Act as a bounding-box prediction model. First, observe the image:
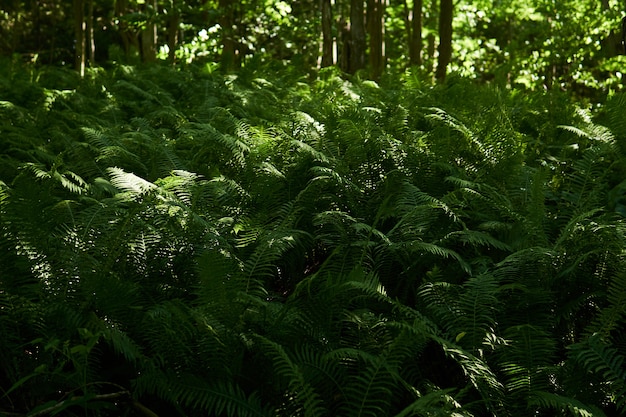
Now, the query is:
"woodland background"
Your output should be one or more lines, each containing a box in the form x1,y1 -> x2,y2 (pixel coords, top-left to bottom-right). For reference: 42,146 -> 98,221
2,1 -> 626,416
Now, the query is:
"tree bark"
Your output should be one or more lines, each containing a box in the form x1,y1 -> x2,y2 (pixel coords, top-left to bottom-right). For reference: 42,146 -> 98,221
73,0 -> 86,76
409,0 -> 422,66
349,0 -> 366,74
140,0 -> 158,62
87,0 -> 95,67
219,0 -> 237,71
367,0 -> 385,80
339,18 -> 351,72
167,1 -> 181,64
435,0 -> 452,82
321,0 -> 334,67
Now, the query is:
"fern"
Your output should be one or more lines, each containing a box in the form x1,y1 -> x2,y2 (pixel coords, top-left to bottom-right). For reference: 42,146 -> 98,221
255,336 -> 327,417
333,349 -> 397,417
393,389 -> 470,417
134,368 -> 272,417
529,391 -> 604,417
588,270 -> 626,339
568,334 -> 626,413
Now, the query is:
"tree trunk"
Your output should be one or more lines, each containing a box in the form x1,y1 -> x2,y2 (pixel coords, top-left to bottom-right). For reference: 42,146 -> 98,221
339,18 -> 351,72
87,0 -> 95,67
321,0 -> 334,67
409,0 -> 422,66
115,0 -> 138,59
140,0 -> 158,62
623,16 -> 626,55
219,0 -> 237,71
367,0 -> 385,80
167,1 -> 181,64
349,0 -> 366,74
73,0 -> 86,77
435,0 -> 452,82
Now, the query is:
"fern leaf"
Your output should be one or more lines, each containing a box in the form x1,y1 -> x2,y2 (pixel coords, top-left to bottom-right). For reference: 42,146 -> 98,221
437,337 -> 504,401
107,167 -> 157,195
135,368 -> 272,417
529,391 -> 604,417
327,348 -> 396,417
255,336 -> 327,417
393,389 -> 467,417
569,335 -> 626,411
588,270 -> 626,339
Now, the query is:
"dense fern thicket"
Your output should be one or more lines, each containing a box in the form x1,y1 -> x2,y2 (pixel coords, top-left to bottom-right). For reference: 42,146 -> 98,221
2,61 -> 626,417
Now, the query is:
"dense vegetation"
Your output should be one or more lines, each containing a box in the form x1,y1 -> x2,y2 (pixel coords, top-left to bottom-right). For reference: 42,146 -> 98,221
2,57 -> 626,416
2,0 -> 626,416
2,0 -> 626,91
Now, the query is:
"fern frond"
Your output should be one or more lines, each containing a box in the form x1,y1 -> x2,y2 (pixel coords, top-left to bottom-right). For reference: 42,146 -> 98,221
325,348 -> 397,417
558,123 -> 615,144
446,272 -> 500,352
396,241 -> 470,274
529,391 -> 604,417
587,270 -> 626,339
393,389 -> 469,417
21,162 -> 90,195
436,337 -> 504,402
101,324 -> 144,365
134,368 -> 272,417
255,336 -> 327,417
443,229 -> 512,252
568,335 -> 626,412
107,167 -> 157,195
499,324 -> 556,399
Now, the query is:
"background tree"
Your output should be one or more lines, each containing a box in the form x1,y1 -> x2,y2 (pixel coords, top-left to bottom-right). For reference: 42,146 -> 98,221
349,0 -> 366,73
218,0 -> 238,70
404,0 -> 423,66
367,0 -> 386,79
320,0 -> 334,67
140,0 -> 158,62
2,0 -> 624,94
435,0 -> 452,81
165,0 -> 181,63
74,0 -> 86,76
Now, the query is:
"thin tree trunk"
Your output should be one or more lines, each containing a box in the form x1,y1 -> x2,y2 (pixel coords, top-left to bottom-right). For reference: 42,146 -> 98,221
427,33 -> 435,60
219,0 -> 237,71
350,0 -> 366,74
435,0 -> 452,82
409,0 -> 422,66
87,0 -> 95,67
403,0 -> 412,48
73,0 -> 86,77
321,0 -> 333,67
140,0 -> 158,62
367,0 -> 385,80
339,18 -> 351,72
167,1 -> 180,64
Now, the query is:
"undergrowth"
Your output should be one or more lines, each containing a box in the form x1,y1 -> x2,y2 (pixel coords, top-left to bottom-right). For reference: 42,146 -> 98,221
1,60 -> 626,417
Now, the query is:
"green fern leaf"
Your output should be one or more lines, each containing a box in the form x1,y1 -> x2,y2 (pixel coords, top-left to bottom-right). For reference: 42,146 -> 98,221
529,391 -> 604,417
255,336 -> 327,417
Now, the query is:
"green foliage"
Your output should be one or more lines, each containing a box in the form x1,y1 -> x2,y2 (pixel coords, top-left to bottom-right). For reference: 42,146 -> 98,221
1,61 -> 626,417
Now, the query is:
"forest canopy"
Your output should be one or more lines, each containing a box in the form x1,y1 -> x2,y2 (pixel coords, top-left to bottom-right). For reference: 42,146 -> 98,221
2,1 -> 626,417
